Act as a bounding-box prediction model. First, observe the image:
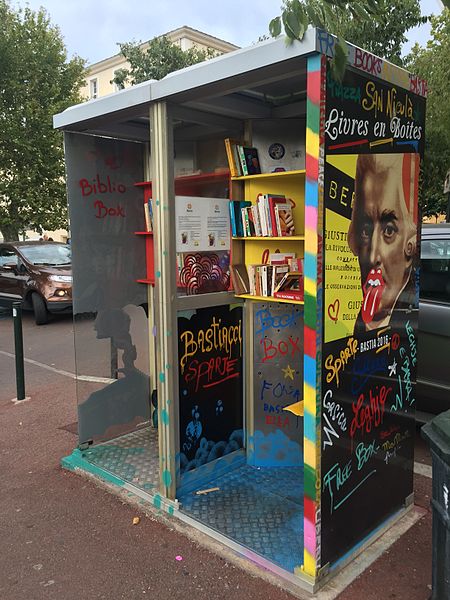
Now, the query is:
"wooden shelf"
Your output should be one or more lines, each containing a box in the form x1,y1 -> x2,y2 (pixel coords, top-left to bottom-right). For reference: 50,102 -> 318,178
233,235 -> 304,241
235,293 -> 304,305
231,169 -> 305,181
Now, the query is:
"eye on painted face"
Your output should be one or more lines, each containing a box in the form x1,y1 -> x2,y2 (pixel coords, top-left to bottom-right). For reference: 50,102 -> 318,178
356,170 -> 411,328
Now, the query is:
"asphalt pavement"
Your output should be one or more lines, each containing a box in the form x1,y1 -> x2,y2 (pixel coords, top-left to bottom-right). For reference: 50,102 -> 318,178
0,310 -> 434,599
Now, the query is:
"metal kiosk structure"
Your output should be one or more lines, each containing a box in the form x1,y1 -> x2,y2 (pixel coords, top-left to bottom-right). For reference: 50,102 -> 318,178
55,29 -> 427,593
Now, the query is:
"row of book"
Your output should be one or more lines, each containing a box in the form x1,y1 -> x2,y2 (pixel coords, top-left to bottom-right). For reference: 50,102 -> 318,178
143,199 -> 154,232
224,138 -> 261,177
229,195 -> 295,238
231,254 -> 304,301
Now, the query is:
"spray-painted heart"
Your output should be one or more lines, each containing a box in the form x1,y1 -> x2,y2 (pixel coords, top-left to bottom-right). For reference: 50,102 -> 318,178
327,299 -> 340,323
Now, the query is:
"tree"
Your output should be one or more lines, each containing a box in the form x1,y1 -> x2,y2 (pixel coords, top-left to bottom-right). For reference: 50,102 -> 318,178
0,1 -> 85,241
270,0 -> 424,77
407,9 -> 450,218
112,36 -> 217,88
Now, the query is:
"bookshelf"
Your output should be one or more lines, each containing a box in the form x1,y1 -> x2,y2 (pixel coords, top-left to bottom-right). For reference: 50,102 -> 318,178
134,231 -> 154,285
230,169 -> 305,305
134,170 -> 231,289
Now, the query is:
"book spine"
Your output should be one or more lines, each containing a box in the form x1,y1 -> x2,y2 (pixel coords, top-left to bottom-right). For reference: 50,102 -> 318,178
240,207 -> 247,237
268,198 -> 278,236
148,199 -> 153,232
224,139 -> 239,177
274,204 -> 282,237
232,144 -> 243,176
229,201 -> 237,236
273,291 -> 304,301
251,205 -> 261,237
144,203 -> 151,232
238,145 -> 248,176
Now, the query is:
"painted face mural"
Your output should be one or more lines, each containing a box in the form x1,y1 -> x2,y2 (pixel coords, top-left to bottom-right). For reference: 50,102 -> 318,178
348,153 -> 419,331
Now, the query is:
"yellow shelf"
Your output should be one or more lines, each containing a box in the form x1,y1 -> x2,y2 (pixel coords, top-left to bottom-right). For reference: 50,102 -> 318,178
233,235 -> 304,241
235,294 -> 304,305
231,169 -> 306,181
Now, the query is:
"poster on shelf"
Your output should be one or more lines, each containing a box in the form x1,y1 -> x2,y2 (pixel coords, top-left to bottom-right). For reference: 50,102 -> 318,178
320,62 -> 425,567
176,196 -> 230,253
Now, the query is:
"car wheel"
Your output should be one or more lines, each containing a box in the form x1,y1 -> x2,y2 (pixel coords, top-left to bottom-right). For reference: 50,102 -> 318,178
31,293 -> 49,325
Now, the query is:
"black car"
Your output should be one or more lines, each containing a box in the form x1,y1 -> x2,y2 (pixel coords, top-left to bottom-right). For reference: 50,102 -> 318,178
416,223 -> 450,419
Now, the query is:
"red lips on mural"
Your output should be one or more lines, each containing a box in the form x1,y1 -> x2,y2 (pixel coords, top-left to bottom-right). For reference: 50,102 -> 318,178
362,268 -> 385,324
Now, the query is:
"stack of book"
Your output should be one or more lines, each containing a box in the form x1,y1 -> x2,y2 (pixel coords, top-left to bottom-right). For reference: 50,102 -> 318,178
230,253 -> 303,300
224,138 -> 261,177
144,198 -> 153,232
229,195 -> 295,237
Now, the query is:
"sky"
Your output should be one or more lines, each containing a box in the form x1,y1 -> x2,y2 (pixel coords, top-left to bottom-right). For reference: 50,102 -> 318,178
14,0 -> 444,66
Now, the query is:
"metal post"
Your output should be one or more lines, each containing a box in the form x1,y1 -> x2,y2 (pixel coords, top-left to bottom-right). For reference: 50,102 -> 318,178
12,301 -> 26,400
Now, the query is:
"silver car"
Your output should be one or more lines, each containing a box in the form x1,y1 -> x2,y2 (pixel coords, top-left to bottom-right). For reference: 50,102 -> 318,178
416,223 -> 450,420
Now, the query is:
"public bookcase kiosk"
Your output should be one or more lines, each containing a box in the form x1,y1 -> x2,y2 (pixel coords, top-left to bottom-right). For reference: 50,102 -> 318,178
56,29 -> 427,593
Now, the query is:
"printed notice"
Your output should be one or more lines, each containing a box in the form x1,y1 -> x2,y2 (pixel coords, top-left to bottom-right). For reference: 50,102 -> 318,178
176,196 -> 230,252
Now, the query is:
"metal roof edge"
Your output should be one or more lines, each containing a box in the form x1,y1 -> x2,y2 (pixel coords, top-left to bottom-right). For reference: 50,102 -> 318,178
53,80 -> 155,130
151,29 -> 318,101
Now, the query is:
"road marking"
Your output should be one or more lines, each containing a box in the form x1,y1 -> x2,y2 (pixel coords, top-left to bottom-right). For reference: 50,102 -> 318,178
0,350 -> 114,384
414,461 -> 432,479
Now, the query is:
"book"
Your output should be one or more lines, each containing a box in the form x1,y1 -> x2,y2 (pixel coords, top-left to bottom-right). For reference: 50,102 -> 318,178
251,205 -> 262,237
269,252 -> 296,265
229,200 -> 251,237
271,264 -> 289,296
144,199 -> 153,232
267,195 -> 286,236
242,147 -> 261,175
230,264 -> 250,295
237,145 -> 248,176
288,257 -> 303,273
275,202 -> 295,236
273,271 -> 303,300
224,138 -> 241,177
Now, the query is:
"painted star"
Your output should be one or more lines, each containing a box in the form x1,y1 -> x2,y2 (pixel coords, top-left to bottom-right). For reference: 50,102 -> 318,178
388,359 -> 397,376
282,364 -> 295,380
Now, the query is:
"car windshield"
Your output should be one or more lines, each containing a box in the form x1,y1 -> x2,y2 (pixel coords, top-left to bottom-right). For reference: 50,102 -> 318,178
19,244 -> 71,266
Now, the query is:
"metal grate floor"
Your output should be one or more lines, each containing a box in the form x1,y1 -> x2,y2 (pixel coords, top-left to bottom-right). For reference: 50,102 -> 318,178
178,464 -> 304,573
82,426 -> 159,492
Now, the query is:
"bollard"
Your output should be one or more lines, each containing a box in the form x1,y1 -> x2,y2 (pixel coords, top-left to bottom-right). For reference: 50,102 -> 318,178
12,301 -> 26,401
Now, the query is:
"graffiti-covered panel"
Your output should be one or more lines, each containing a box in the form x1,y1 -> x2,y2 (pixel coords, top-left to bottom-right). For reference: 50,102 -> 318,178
64,133 -> 150,445
178,305 -> 243,474
320,63 -> 425,565
251,302 -> 304,467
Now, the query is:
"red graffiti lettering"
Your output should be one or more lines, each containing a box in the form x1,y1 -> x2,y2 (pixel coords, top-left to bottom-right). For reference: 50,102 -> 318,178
261,336 -> 301,362
79,174 -> 126,196
265,415 -> 290,427
94,200 -> 125,219
350,385 -> 391,439
354,48 -> 382,76
184,357 -> 239,392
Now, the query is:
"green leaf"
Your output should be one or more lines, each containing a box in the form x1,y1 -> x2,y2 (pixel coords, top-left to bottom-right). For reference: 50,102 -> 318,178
331,36 -> 348,82
269,16 -> 282,37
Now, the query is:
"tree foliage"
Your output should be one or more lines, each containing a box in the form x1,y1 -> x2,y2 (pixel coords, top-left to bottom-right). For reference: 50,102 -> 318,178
0,1 -> 85,241
270,0 -> 425,77
112,36 -> 217,88
407,10 -> 450,218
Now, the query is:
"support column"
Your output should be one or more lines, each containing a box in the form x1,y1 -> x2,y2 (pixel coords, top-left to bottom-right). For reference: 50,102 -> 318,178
301,53 -> 326,579
150,102 -> 178,501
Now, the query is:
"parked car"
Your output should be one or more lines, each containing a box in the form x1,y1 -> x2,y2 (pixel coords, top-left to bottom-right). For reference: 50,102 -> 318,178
0,241 -> 72,325
416,223 -> 450,420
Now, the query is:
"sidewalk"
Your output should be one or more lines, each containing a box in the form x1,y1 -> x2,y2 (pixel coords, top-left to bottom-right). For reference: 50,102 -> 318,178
0,339 -> 433,599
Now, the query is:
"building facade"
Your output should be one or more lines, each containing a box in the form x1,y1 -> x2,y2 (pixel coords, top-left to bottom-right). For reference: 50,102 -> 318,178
81,26 -> 239,99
